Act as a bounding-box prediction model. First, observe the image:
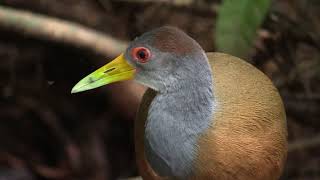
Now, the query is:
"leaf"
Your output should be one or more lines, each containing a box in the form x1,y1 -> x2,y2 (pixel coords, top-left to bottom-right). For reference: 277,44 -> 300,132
215,0 -> 271,59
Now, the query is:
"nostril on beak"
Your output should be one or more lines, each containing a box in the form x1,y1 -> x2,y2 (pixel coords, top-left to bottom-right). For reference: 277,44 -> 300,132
104,67 -> 116,74
88,77 -> 95,83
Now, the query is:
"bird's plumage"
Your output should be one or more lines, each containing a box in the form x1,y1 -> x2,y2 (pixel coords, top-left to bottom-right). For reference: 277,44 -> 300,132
72,26 -> 287,180
135,52 -> 287,180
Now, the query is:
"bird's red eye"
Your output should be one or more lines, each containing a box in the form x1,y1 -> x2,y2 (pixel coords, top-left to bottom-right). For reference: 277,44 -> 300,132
132,47 -> 151,63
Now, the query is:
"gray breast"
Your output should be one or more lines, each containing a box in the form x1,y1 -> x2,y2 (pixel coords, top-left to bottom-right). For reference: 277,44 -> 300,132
144,87 -> 214,178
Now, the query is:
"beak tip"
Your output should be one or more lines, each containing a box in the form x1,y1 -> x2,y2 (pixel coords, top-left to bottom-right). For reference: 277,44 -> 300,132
71,83 -> 82,94
71,88 -> 78,94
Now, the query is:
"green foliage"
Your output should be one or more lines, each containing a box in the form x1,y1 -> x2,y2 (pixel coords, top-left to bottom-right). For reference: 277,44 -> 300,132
215,0 -> 271,59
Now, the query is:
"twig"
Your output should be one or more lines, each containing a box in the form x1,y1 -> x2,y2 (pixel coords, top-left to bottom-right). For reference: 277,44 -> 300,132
0,5 -> 128,57
288,134 -> 320,152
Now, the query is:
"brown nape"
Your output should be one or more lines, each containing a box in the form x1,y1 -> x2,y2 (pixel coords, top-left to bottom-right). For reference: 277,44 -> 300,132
152,26 -> 201,55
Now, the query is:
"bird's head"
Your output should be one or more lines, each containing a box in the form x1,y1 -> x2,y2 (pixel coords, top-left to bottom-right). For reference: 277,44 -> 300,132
71,26 -> 209,93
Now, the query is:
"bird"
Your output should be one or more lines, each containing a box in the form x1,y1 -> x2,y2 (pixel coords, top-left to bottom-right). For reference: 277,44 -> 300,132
71,26 -> 287,180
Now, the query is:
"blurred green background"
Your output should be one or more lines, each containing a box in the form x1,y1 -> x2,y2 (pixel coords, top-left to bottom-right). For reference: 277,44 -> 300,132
0,0 -> 319,179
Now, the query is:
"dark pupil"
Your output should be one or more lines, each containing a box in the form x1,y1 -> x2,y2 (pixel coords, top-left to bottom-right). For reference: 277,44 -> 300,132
138,50 -> 146,59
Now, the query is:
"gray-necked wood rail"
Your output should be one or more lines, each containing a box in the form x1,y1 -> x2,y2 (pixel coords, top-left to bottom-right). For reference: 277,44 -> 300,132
71,26 -> 287,180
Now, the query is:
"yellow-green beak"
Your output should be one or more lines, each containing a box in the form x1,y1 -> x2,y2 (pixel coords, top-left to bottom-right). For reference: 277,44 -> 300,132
71,54 -> 135,93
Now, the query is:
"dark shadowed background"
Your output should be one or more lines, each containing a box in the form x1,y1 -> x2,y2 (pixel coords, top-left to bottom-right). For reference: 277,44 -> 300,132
0,0 -> 319,180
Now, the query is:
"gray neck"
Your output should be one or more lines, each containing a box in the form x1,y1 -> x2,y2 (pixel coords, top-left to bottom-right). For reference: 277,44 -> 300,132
144,53 -> 214,178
